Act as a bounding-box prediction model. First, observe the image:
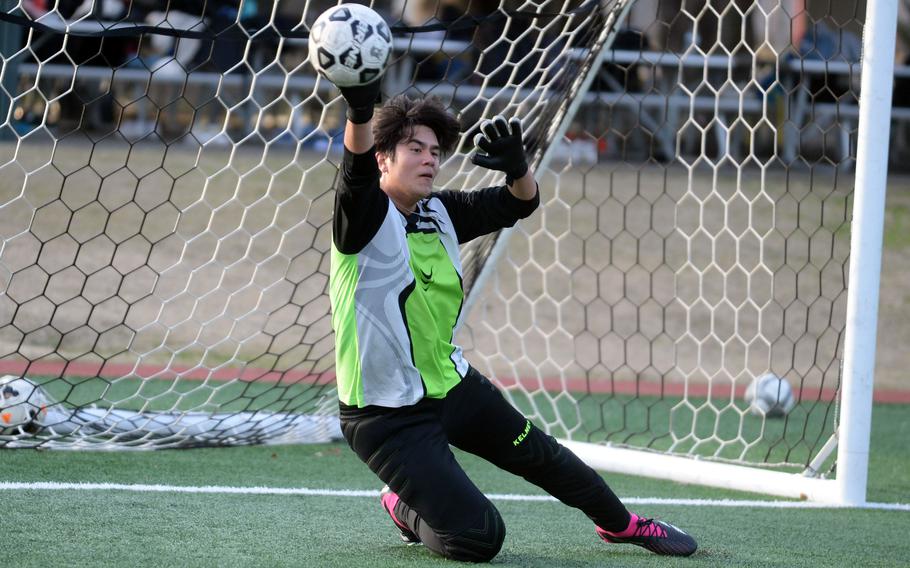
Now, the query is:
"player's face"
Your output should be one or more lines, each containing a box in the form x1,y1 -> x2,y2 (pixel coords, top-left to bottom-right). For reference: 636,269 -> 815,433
378,125 -> 440,212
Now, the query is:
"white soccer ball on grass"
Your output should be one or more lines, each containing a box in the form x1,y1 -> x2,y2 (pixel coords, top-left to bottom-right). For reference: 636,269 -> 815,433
744,373 -> 796,418
308,4 -> 393,87
0,375 -> 50,434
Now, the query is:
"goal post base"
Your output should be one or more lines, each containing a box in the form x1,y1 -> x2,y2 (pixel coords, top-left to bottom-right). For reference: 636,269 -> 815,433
560,440 -> 844,504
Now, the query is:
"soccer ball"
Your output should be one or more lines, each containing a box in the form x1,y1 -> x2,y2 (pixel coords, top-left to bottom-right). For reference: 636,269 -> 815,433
744,373 -> 796,418
0,375 -> 49,434
308,4 -> 392,87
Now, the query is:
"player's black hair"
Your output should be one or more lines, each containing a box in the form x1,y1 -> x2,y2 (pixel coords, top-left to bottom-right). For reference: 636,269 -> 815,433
373,95 -> 461,157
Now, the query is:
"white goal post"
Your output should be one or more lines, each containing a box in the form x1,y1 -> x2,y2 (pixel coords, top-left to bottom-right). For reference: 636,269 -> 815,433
455,0 -> 898,506
567,0 -> 898,505
0,0 -> 898,506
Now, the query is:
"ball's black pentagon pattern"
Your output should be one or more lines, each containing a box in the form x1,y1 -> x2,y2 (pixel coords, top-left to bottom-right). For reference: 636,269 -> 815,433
317,47 -> 335,69
351,20 -> 373,42
339,47 -> 362,70
328,7 -> 351,21
376,21 -> 390,43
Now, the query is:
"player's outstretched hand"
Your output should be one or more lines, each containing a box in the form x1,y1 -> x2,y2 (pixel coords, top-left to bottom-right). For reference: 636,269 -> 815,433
340,79 -> 382,124
471,115 -> 529,184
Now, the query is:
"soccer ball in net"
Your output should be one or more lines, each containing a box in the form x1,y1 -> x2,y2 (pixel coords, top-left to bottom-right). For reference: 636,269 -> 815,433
0,375 -> 50,434
308,4 -> 392,87
744,373 -> 796,418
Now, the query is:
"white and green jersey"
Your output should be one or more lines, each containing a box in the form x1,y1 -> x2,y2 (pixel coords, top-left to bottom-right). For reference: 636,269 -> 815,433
330,148 -> 538,408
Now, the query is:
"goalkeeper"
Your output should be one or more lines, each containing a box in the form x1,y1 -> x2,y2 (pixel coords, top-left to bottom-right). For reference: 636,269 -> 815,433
330,79 -> 698,562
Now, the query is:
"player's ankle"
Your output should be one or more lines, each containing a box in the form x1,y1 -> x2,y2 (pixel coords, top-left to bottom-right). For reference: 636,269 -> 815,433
598,512 -> 638,537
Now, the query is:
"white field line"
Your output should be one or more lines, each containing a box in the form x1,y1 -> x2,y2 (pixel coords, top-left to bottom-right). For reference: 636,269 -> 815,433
1,481 -> 909,511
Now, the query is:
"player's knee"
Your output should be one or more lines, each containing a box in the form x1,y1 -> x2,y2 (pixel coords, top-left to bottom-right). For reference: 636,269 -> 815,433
441,505 -> 506,563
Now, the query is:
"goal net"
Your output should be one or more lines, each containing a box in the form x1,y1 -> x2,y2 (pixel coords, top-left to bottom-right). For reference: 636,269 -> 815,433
0,0 -> 892,503
0,0 -> 631,447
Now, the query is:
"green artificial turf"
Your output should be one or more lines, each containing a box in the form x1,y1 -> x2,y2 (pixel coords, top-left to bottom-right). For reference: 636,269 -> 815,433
1,404 -> 908,567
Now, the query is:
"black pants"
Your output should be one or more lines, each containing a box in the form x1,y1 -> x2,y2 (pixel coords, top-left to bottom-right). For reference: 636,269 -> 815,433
339,368 -> 630,562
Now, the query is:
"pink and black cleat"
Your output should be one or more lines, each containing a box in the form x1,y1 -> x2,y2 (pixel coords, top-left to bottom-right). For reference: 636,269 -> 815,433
596,513 -> 697,557
380,485 -> 421,545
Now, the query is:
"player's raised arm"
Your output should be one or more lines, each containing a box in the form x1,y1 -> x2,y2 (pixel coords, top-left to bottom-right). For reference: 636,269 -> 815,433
340,80 -> 381,153
307,4 -> 391,154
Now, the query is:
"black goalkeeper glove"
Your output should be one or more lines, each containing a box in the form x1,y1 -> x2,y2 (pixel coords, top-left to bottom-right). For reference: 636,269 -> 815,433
470,115 -> 529,184
339,79 -> 382,124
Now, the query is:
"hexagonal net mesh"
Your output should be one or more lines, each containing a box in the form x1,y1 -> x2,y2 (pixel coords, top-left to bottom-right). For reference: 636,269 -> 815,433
0,0 -> 873,473
460,0 -> 867,474
0,0 -> 633,448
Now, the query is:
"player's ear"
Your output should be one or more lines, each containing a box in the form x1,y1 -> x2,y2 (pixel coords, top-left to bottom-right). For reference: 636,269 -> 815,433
376,151 -> 390,173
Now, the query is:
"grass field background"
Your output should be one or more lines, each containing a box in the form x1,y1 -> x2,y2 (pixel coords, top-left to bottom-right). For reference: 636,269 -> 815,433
1,401 -> 908,567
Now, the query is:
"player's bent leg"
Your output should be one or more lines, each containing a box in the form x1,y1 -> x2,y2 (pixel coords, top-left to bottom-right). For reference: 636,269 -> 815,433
443,370 -> 630,530
340,402 -> 505,562
511,430 -> 696,556
442,369 -> 698,557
